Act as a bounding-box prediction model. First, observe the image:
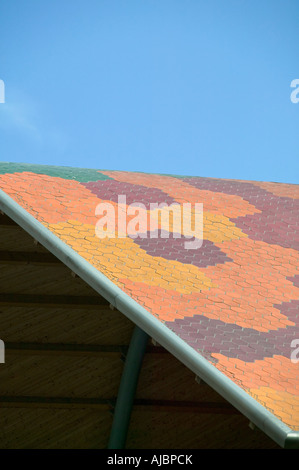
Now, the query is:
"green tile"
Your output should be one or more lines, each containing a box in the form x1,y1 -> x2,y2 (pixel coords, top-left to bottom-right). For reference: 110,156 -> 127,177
0,162 -> 112,182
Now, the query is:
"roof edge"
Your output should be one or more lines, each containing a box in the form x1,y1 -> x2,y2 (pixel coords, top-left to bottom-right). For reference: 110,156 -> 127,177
0,188 -> 298,449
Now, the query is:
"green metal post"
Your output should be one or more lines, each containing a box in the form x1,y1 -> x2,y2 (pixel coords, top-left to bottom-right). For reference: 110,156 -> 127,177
108,326 -> 149,449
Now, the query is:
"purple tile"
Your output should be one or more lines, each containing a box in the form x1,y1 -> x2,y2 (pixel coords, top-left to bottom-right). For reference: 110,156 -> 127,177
133,234 -> 232,268
83,179 -> 176,210
165,301 -> 299,363
287,274 -> 299,288
181,177 -> 299,250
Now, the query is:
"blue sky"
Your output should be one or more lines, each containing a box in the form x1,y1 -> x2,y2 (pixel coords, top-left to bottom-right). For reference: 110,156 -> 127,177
0,0 -> 298,183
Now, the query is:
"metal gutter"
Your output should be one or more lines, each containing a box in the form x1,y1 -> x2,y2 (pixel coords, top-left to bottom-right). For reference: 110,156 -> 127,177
1,189 -> 298,449
108,326 -> 149,449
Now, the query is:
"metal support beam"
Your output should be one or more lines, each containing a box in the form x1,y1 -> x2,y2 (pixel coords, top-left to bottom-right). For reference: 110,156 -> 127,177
108,326 -> 149,449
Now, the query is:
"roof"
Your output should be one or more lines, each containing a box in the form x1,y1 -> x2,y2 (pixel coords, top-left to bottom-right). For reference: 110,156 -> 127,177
0,161 -> 298,448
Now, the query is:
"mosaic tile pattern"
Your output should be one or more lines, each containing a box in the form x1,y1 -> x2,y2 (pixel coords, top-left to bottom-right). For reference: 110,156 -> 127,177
0,163 -> 298,432
133,234 -> 233,268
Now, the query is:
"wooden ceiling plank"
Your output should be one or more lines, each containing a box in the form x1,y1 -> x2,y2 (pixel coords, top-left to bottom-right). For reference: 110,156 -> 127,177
0,251 -> 62,265
0,214 -> 18,226
0,396 -> 240,414
5,342 -> 167,356
0,293 -> 109,308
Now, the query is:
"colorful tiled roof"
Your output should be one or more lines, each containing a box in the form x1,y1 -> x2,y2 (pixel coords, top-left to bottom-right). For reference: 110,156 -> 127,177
0,162 -> 298,438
